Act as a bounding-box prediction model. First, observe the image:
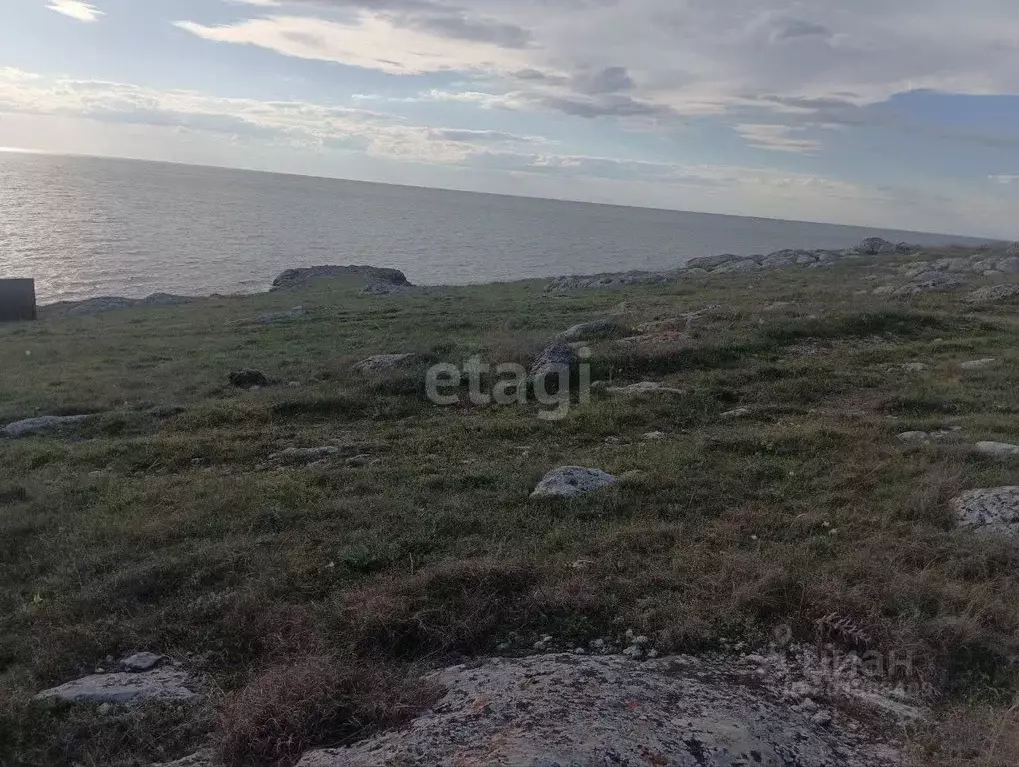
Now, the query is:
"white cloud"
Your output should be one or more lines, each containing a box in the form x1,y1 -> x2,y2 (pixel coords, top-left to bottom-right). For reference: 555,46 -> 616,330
734,124 -> 823,153
46,0 -> 103,22
174,13 -> 535,75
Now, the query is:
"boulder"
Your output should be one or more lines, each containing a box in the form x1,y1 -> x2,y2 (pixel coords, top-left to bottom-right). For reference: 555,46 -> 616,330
974,441 -> 1019,458
229,369 -> 270,388
3,414 -> 92,438
296,654 -> 903,767
761,249 -> 810,268
34,666 -> 196,707
892,273 -> 965,297
685,254 -> 740,270
952,487 -> 1019,537
966,284 -> 1019,304
711,258 -> 761,274
529,344 -> 576,392
531,466 -> 617,500
996,256 -> 1019,274
546,272 -> 670,292
352,353 -> 422,374
43,293 -> 193,319
557,318 -> 629,342
270,266 -> 411,292
856,237 -> 897,255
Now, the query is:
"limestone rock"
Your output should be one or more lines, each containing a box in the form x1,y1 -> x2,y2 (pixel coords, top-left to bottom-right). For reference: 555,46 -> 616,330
3,414 -> 91,438
711,258 -> 761,274
966,284 -> 1019,304
43,293 -> 193,319
529,343 -> 576,392
119,652 -> 168,673
557,318 -> 629,342
352,353 -> 422,374
296,654 -> 903,767
720,407 -> 752,420
892,273 -> 965,297
150,750 -> 218,767
856,237 -> 897,255
974,441 -> 1019,458
531,467 -> 617,500
960,358 -> 997,371
686,253 -> 740,270
34,666 -> 196,707
270,266 -> 410,292
952,487 -> 1019,537
546,272 -> 670,292
606,381 -> 685,396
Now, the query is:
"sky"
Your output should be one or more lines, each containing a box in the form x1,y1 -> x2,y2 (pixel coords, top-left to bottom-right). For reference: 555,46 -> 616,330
3,0 -> 1019,237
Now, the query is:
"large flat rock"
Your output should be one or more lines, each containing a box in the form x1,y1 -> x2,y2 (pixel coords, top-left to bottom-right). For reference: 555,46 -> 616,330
34,666 -> 196,707
296,654 -> 903,767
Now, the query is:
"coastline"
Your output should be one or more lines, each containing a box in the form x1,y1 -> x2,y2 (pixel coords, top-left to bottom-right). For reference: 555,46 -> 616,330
34,235 -> 1015,319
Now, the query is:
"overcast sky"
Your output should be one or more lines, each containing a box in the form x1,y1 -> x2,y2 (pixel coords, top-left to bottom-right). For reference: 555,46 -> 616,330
4,0 -> 1019,236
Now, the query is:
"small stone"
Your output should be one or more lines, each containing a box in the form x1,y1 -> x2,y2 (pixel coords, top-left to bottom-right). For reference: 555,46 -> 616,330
960,358 -> 997,371
642,431 -> 667,441
606,381 -> 684,397
530,466 -> 617,501
720,407 -> 751,420
119,652 -> 167,673
897,431 -> 929,443
353,353 -> 422,374
811,711 -> 833,727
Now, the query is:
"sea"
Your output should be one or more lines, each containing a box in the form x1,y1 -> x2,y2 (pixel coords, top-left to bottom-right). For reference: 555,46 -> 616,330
0,153 -> 994,304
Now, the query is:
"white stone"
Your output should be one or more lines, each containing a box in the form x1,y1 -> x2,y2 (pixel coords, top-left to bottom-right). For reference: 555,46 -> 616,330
530,466 -> 617,500
952,486 -> 1019,537
606,381 -> 685,396
974,442 -> 1019,458
960,358 -> 997,371
119,652 -> 167,672
4,414 -> 91,438
897,431 -> 930,443
34,666 -> 196,707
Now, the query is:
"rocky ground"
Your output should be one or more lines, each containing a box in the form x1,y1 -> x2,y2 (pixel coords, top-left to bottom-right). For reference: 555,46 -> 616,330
3,237 -> 1019,766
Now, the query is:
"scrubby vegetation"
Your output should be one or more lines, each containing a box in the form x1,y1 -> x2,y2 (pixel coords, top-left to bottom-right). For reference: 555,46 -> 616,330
2,248 -> 1019,765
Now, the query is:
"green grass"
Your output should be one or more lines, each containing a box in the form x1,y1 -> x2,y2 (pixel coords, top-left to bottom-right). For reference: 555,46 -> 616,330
3,256 -> 1019,765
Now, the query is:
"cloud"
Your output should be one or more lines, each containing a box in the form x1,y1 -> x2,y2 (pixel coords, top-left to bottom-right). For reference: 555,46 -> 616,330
175,13 -> 534,74
734,123 -> 823,153
174,0 -> 1019,155
46,0 -> 103,22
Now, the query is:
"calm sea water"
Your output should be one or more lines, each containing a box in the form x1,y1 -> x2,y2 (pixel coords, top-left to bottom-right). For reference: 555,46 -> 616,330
0,154 -> 991,304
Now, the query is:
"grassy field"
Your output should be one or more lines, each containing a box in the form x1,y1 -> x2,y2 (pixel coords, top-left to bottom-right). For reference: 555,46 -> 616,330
2,250 -> 1019,765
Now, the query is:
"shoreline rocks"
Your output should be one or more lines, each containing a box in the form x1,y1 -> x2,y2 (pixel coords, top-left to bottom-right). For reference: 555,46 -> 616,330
270,265 -> 411,292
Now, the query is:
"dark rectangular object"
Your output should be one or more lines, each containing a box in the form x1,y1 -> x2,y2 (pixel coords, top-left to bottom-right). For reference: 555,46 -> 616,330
0,279 -> 37,322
